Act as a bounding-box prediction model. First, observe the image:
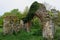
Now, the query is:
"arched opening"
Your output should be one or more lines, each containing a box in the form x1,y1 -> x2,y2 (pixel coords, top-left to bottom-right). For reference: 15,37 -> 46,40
21,1 -> 55,40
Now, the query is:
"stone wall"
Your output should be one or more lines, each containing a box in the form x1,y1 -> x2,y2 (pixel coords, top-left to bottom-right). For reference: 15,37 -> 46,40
35,7 -> 55,40
3,16 -> 21,35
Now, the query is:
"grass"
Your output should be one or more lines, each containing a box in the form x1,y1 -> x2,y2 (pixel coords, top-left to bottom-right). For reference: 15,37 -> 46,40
0,28 -> 43,40
0,28 -> 3,33
0,23 -> 43,40
0,24 -> 60,40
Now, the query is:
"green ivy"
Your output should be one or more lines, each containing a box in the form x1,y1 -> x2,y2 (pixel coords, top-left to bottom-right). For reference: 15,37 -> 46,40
23,1 -> 45,23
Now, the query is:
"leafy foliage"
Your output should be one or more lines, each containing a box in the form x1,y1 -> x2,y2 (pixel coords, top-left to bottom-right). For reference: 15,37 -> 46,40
22,1 -> 41,23
0,18 -> 43,40
0,1 -> 60,40
0,16 -> 3,28
3,9 -> 22,19
53,11 -> 60,26
22,6 -> 29,18
23,1 -> 46,23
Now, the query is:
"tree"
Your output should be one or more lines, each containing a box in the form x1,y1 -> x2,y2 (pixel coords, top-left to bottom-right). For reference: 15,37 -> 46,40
2,9 -> 23,19
22,6 -> 29,18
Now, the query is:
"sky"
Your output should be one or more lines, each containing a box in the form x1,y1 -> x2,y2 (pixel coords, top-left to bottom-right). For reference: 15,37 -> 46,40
0,0 -> 60,15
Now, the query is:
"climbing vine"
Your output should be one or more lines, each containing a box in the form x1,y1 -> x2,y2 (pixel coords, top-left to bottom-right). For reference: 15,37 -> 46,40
23,1 -> 45,23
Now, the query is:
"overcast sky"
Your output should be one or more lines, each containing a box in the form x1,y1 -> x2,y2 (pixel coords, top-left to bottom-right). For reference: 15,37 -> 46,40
0,0 -> 60,15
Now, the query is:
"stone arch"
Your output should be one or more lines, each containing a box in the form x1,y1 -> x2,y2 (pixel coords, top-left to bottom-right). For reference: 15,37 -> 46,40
21,1 -> 55,40
3,1 -> 55,40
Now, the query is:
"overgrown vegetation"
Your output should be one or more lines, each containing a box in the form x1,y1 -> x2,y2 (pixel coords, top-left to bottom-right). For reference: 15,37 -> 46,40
0,1 -> 60,40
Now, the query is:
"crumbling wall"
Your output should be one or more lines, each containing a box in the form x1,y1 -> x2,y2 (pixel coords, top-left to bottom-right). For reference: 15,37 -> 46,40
3,16 -> 21,35
35,5 -> 55,40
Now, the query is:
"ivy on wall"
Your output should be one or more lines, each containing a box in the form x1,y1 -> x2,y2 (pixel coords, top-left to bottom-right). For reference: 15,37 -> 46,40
23,1 -> 46,23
